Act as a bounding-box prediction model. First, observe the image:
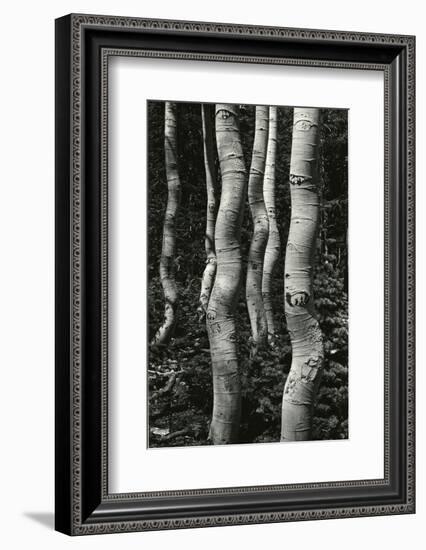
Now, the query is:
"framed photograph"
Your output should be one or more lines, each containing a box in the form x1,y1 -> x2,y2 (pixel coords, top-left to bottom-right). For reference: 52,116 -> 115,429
55,14 -> 415,535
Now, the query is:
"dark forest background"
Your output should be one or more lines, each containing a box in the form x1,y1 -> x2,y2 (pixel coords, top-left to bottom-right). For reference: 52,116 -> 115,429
148,101 -> 348,447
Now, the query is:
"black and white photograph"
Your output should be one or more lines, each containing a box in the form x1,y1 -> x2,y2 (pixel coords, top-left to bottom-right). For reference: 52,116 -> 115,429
148,101 -> 348,447
0,0 -> 418,544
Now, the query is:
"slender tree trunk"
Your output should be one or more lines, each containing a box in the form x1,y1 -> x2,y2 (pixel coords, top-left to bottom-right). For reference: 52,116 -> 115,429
281,107 -> 324,441
246,106 -> 269,353
199,104 -> 219,317
262,106 -> 280,343
152,102 -> 181,346
206,104 -> 247,444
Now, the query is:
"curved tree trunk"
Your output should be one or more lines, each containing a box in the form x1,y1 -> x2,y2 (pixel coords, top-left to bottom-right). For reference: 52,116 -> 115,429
199,104 -> 219,317
281,107 -> 324,441
206,104 -> 247,444
246,105 -> 269,353
152,102 -> 181,346
262,106 -> 280,344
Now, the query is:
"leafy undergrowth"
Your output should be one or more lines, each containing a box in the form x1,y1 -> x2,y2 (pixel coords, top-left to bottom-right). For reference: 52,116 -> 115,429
148,257 -> 348,448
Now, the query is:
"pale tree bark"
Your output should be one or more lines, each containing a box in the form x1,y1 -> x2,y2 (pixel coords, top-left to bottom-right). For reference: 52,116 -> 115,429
246,105 -> 269,353
281,107 -> 324,441
262,106 -> 280,344
206,104 -> 247,444
152,102 -> 181,346
198,104 -> 219,317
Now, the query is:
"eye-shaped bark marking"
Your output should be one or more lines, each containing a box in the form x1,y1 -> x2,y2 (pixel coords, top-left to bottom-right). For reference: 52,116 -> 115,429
225,209 -> 239,222
300,357 -> 322,382
285,291 -> 310,307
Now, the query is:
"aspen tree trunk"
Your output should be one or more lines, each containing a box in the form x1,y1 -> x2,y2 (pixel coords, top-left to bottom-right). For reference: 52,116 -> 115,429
152,102 -> 181,346
199,104 -> 218,316
281,107 -> 324,441
246,105 -> 269,353
206,104 -> 246,444
262,106 -> 280,343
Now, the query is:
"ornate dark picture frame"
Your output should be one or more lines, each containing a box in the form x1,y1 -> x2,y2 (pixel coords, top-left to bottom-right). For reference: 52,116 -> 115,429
55,13 -> 415,535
